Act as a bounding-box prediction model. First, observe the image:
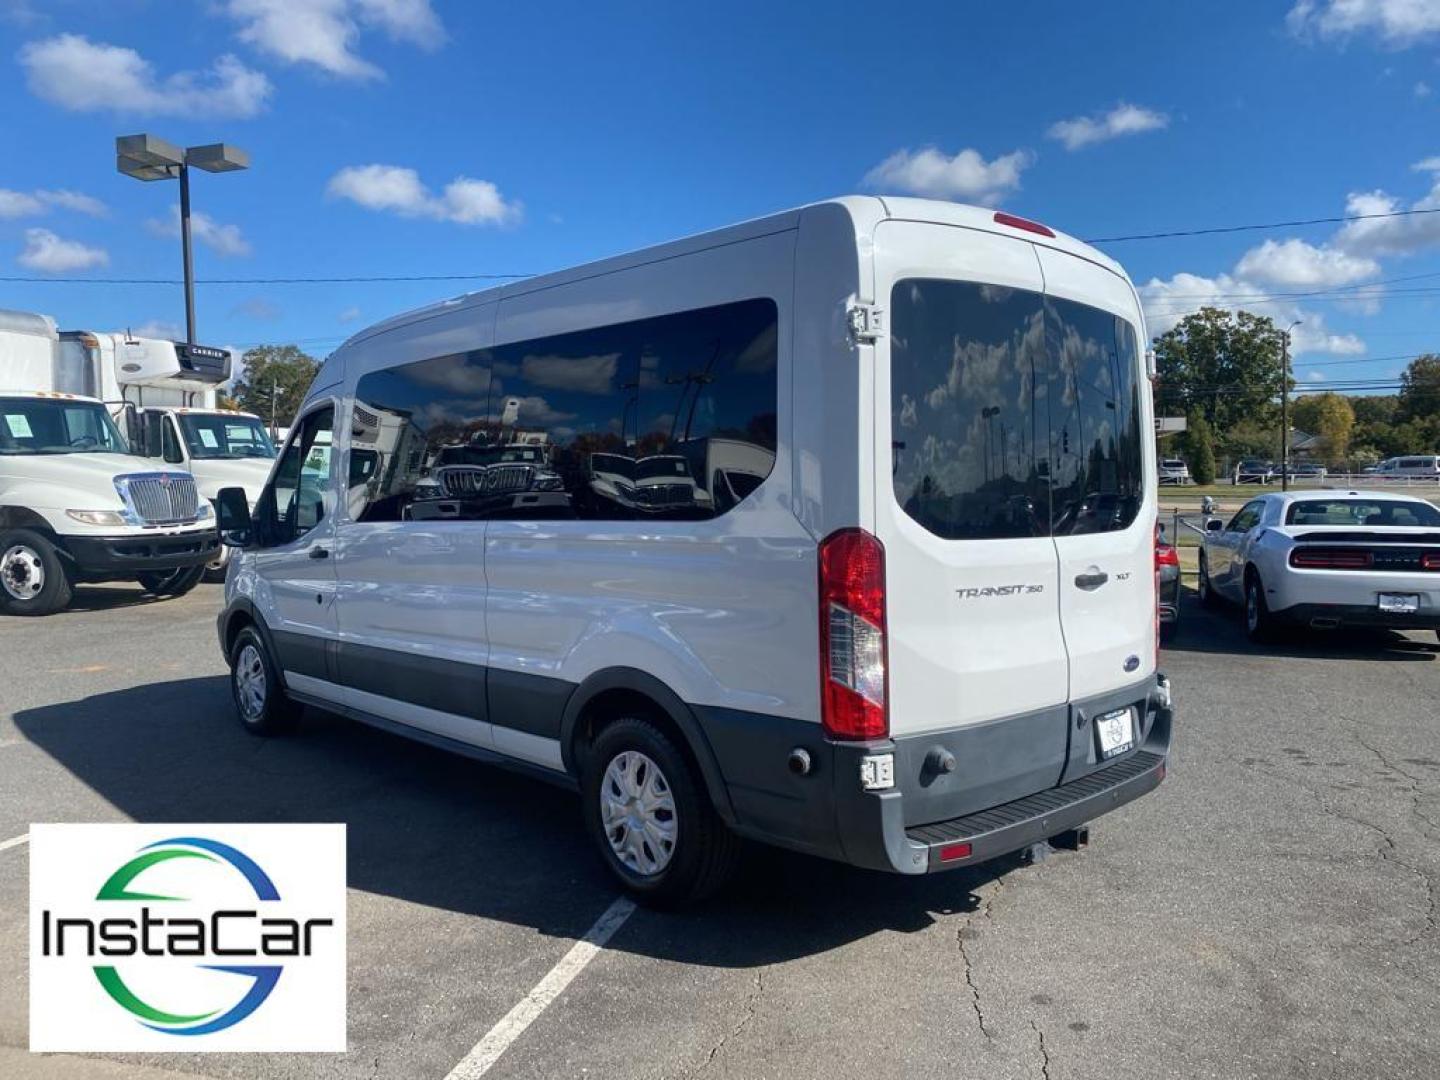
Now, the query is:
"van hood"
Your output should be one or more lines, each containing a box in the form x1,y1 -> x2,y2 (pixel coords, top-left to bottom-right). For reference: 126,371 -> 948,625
186,457 -> 273,502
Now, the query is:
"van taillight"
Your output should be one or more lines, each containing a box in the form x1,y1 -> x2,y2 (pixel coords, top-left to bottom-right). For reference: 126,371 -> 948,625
819,528 -> 888,740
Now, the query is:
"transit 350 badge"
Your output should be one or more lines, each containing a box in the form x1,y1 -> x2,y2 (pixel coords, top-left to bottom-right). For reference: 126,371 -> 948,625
30,823 -> 345,1052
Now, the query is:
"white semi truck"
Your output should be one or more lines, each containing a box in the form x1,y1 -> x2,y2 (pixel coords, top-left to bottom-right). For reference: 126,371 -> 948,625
56,328 -> 277,577
0,308 -> 219,615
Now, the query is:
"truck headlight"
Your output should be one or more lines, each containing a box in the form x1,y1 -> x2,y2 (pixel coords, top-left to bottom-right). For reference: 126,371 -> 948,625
66,510 -> 128,527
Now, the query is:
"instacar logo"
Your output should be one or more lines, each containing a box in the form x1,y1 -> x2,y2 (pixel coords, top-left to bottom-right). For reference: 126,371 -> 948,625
30,824 -> 346,1052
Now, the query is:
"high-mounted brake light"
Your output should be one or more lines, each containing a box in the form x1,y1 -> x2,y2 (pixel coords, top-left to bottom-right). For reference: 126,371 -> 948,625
994,211 -> 1056,238
819,528 -> 888,740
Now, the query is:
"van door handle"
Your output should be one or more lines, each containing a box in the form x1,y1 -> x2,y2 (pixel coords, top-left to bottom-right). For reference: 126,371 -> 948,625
1074,570 -> 1108,590
309,547 -> 329,560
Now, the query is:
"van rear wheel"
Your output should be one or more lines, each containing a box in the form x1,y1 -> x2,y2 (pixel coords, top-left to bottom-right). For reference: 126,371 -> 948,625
582,716 -> 739,906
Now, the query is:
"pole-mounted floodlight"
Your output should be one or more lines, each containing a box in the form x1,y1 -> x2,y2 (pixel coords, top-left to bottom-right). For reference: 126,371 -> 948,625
116,133 -> 250,344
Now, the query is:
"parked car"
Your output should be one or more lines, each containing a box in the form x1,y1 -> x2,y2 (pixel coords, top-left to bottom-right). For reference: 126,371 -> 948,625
1234,459 -> 1275,485
1158,458 -> 1190,486
1197,490 -> 1440,642
1290,461 -> 1327,481
211,196 -> 1173,905
1372,455 -> 1440,480
1156,527 -> 1181,640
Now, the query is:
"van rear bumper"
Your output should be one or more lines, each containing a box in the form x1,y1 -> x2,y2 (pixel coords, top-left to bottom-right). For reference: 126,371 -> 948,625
902,750 -> 1164,870
701,675 -> 1172,875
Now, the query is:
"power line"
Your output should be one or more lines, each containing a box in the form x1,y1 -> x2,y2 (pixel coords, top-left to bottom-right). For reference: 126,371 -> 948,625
1086,205 -> 1440,244
0,202 -> 1437,287
0,273 -> 533,285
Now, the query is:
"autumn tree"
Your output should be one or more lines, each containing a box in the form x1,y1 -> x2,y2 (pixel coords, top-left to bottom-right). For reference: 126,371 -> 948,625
228,345 -> 322,428
1291,392 -> 1355,461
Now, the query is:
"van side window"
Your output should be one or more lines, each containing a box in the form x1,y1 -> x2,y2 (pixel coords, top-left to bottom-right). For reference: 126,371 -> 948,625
264,406 -> 334,546
348,298 -> 778,523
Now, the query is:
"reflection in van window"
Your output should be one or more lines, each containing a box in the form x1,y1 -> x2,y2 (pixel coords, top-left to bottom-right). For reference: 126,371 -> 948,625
889,279 -> 1143,541
889,279 -> 1049,540
348,298 -> 778,523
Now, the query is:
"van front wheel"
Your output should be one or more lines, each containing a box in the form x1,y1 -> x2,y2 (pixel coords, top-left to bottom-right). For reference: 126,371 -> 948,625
228,625 -> 301,735
582,716 -> 739,906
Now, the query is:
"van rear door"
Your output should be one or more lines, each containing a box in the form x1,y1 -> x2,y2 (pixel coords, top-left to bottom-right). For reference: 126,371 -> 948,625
872,221 -> 1069,773
1034,248 -> 1155,715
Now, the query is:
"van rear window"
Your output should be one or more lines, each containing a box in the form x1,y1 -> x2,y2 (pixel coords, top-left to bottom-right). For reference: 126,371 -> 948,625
890,279 -> 1144,540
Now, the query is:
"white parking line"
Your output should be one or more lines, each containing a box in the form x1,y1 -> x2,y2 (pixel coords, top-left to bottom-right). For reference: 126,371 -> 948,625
0,833 -> 29,853
444,895 -> 636,1080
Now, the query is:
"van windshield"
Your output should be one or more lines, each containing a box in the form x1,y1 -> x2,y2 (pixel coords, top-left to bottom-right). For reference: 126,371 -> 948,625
0,397 -> 130,455
889,279 -> 1144,540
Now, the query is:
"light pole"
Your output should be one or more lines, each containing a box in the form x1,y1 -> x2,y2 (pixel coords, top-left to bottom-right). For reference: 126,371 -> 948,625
116,134 -> 250,344
1281,320 -> 1301,492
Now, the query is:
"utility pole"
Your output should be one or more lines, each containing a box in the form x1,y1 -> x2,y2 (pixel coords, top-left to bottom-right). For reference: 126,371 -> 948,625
1281,320 -> 1301,492
271,378 -> 280,439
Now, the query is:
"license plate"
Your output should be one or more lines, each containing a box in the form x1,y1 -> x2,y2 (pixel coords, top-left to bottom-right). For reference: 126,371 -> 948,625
1378,593 -> 1420,614
1096,707 -> 1134,759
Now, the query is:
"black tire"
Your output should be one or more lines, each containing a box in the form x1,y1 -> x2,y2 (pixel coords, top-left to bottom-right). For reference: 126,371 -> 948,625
0,528 -> 73,616
227,625 -> 301,736
1244,569 -> 1277,643
581,715 -> 739,907
137,564 -> 206,598
1197,554 -> 1222,610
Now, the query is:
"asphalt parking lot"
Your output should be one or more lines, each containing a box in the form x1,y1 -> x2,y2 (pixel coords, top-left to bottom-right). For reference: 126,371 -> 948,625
2,582 -> 1438,1080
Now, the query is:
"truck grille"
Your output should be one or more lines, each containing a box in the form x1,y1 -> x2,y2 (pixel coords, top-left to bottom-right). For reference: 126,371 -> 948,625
437,464 -> 533,497
116,473 -> 200,524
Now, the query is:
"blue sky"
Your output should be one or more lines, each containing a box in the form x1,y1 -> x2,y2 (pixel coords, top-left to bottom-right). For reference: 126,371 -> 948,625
2,0 -> 1438,390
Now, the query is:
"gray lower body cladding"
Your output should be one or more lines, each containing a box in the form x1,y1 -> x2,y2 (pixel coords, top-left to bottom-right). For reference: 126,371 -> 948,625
220,600 -> 1171,875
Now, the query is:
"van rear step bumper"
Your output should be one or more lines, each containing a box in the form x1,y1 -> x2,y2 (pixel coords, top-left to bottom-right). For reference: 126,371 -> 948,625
905,751 -> 1165,872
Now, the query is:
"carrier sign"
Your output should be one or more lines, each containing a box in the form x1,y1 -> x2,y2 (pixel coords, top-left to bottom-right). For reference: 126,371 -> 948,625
30,824 -> 345,1052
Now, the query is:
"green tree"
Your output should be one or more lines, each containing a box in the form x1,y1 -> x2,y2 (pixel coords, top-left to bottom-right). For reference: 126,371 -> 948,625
1153,307 -> 1286,433
229,345 -> 322,428
1291,392 -> 1355,462
1180,411 -> 1216,484
1398,354 -> 1440,423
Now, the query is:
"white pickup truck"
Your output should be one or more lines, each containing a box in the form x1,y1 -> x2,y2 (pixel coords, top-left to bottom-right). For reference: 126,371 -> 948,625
1,309 -> 220,614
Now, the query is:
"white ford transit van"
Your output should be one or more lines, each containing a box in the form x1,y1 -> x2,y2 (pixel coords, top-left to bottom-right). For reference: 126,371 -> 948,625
215,197 -> 1172,903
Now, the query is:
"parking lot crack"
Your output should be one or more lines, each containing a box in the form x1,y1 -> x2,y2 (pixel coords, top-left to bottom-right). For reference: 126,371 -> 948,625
1030,1019 -> 1052,1080
956,878 -> 1001,1041
689,967 -> 765,1076
1351,729 -> 1440,840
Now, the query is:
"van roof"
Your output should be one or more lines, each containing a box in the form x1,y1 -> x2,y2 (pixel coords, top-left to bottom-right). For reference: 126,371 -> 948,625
340,195 -> 1129,350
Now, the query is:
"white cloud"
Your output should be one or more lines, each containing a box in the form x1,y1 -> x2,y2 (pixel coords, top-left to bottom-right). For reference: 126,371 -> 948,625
1417,80 -> 1433,97
129,319 -> 184,340
225,0 -> 443,80
17,228 -> 109,273
232,297 -> 281,321
0,188 -> 108,218
20,34 -> 270,117
146,206 -> 252,257
1288,0 -> 1440,45
338,305 -> 362,323
327,164 -> 521,225
0,190 -> 43,218
1233,238 -> 1380,287
1332,179 -> 1440,257
1047,103 -> 1169,150
1412,155 -> 1440,172
862,146 -> 1033,205
1139,270 -> 1366,357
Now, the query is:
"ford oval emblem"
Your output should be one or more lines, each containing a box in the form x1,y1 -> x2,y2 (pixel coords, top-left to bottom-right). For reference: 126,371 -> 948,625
1124,655 -> 1140,672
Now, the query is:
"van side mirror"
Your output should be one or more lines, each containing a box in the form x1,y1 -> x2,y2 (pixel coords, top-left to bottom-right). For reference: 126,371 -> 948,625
215,486 -> 253,546
1205,518 -> 1224,533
